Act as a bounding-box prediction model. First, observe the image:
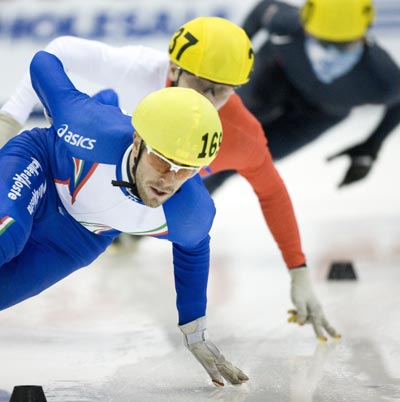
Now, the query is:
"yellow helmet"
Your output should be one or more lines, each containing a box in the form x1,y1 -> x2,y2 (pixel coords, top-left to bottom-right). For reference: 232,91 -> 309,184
168,17 -> 254,86
301,0 -> 375,42
131,87 -> 223,167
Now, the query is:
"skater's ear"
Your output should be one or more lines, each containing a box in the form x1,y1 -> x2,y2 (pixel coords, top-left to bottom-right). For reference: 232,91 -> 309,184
168,61 -> 181,82
132,132 -> 142,158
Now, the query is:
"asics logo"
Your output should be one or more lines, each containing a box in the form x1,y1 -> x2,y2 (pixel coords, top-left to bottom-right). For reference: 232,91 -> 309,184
57,124 -> 96,150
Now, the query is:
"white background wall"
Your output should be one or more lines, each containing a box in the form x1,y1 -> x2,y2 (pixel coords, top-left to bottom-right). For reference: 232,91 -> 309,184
0,0 -> 399,103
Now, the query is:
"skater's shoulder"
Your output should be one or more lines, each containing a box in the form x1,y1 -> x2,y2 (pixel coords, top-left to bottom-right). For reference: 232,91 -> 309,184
265,1 -> 303,36
219,94 -> 265,136
162,175 -> 215,245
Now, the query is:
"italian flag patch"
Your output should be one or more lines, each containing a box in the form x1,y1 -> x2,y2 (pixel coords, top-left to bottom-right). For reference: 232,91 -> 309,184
0,216 -> 15,235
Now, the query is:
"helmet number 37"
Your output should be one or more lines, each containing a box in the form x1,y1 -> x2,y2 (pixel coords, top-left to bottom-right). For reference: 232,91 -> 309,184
168,28 -> 199,61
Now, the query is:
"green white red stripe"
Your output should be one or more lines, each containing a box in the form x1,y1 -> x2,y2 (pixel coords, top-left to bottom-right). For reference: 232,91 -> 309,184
73,157 -> 84,187
127,222 -> 168,236
0,216 -> 15,235
71,162 -> 99,204
79,221 -> 113,234
79,220 -> 168,236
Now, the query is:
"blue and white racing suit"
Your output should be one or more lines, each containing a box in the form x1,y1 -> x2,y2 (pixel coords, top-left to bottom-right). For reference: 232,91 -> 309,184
0,51 -> 215,325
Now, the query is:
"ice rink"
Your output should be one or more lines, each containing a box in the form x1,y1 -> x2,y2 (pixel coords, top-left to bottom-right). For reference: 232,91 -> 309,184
1,22 -> 400,402
0,102 -> 399,402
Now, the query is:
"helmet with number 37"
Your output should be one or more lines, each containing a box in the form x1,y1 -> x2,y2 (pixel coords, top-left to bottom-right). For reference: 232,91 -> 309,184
168,17 -> 254,86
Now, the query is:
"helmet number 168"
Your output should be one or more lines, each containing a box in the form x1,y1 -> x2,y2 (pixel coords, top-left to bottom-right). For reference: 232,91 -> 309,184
197,132 -> 223,159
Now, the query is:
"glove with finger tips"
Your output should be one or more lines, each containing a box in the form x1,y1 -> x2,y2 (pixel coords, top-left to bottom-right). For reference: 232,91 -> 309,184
289,267 -> 341,341
179,316 -> 249,387
337,156 -> 374,187
326,140 -> 378,162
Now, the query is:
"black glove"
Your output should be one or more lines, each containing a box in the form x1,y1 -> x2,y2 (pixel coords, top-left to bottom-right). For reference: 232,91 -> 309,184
326,142 -> 377,188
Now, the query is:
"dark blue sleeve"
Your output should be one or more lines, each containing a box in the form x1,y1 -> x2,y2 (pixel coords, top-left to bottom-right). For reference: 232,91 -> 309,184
358,44 -> 400,154
242,0 -> 301,38
30,51 -> 132,163
242,0 -> 276,38
363,102 -> 400,155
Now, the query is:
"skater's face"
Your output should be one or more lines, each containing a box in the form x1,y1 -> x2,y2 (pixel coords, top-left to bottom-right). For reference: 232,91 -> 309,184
168,62 -> 235,110
130,134 -> 199,208
313,37 -> 363,51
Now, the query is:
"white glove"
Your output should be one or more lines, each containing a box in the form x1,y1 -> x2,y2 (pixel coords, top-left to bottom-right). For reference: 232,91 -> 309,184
0,112 -> 22,147
289,267 -> 341,341
179,316 -> 249,387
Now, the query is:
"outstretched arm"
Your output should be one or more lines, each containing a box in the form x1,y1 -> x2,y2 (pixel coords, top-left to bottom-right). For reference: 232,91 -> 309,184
0,35 -> 159,147
29,51 -> 84,121
217,93 -> 340,340
327,101 -> 400,187
1,36 -> 136,126
173,237 -> 210,325
173,237 -> 249,387
29,51 -> 131,162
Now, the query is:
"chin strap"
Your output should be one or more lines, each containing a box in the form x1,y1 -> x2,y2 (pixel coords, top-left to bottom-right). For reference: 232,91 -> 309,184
111,179 -> 139,197
112,141 -> 145,198
171,67 -> 184,87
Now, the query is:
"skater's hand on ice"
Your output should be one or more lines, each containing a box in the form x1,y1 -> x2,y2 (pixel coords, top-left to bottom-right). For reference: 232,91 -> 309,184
326,143 -> 376,187
179,316 -> 249,387
289,267 -> 341,341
